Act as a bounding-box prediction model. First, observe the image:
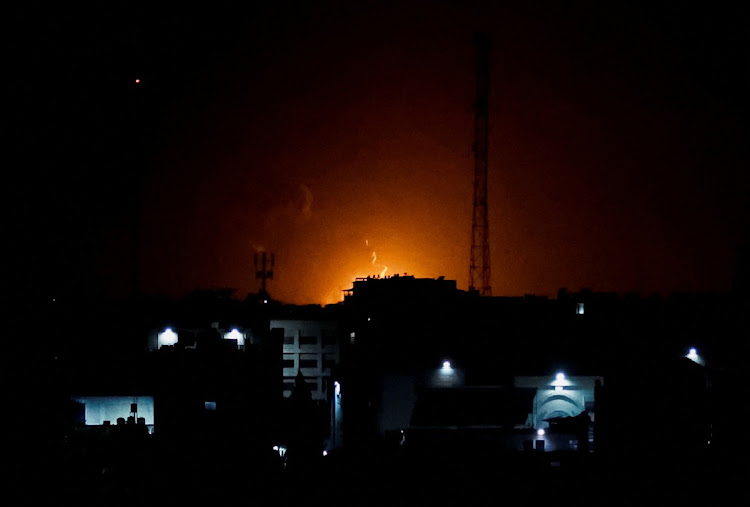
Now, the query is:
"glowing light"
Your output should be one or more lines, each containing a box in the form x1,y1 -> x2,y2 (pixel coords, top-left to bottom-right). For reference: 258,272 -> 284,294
334,381 -> 341,396
442,360 -> 452,371
134,78 -> 141,84
322,450 -> 328,456
686,347 -> 704,365
552,372 -> 569,391
576,303 -> 585,315
158,328 -> 178,347
537,429 -> 545,436
223,328 -> 245,346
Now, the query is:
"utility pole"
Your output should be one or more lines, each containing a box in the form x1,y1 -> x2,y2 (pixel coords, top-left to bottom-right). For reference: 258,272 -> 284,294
469,33 -> 492,296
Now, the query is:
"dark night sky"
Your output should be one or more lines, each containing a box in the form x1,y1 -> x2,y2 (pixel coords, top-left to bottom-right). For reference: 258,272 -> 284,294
8,2 -> 750,305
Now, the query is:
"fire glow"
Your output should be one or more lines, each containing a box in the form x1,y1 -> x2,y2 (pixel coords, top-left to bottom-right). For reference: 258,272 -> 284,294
318,239 -> 426,305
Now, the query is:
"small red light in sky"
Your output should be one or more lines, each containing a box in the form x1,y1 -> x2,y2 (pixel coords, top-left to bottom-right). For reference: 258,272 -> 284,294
134,78 -> 141,84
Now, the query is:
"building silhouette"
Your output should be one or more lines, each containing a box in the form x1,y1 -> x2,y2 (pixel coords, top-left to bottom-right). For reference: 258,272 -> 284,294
14,276 -> 748,504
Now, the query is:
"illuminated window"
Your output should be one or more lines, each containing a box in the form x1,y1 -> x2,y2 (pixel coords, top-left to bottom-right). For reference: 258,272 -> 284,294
576,303 -> 585,315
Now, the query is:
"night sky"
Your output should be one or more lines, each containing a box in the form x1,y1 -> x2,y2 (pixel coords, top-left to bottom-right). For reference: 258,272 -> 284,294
9,2 -> 750,305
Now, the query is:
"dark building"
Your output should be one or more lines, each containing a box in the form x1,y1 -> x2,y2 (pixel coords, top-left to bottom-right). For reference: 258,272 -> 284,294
16,276 -> 746,507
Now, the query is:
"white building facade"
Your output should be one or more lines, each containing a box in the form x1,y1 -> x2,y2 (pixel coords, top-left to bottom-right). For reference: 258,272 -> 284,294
270,319 -> 340,400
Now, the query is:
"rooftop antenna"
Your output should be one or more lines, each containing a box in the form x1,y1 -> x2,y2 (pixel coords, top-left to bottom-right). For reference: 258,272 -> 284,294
254,251 -> 274,300
469,33 -> 492,296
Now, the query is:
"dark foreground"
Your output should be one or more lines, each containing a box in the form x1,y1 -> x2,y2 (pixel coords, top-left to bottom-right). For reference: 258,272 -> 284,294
9,431 -> 747,506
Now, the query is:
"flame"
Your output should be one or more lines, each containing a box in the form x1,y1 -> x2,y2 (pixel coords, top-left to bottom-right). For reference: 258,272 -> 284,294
316,238 -> 402,306
367,238 -> 389,278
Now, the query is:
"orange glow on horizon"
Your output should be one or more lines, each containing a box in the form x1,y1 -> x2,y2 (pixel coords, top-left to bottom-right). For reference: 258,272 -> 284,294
320,253 -> 437,306
125,11 -> 739,307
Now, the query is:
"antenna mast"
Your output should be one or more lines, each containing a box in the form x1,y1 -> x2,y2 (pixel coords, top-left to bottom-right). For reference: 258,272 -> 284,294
469,33 -> 492,296
254,251 -> 274,299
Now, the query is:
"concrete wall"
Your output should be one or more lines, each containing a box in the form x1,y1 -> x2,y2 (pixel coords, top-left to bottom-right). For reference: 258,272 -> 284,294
425,364 -> 466,389
377,375 -> 418,435
72,396 -> 155,427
